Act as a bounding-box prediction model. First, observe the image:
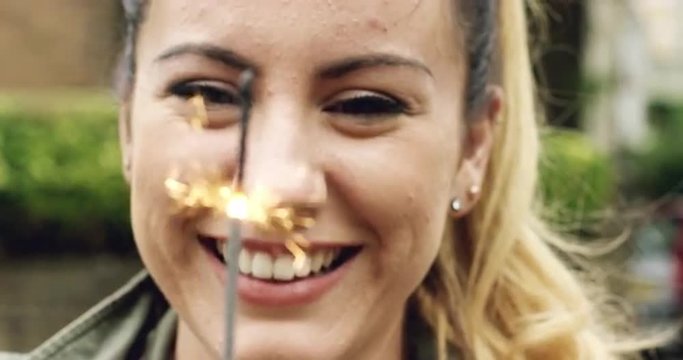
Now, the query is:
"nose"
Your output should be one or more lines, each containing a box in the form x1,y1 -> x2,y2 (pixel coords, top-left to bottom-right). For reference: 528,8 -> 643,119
240,104 -> 326,219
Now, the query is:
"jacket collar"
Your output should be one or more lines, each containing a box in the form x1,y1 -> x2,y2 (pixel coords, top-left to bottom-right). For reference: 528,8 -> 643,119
27,271 -> 174,360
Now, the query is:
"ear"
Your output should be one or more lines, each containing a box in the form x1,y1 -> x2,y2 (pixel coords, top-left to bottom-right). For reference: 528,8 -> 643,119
118,102 -> 133,184
451,86 -> 503,217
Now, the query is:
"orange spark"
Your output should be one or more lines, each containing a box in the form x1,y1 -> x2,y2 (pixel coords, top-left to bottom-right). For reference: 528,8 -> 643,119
189,94 -> 208,130
165,176 -> 315,270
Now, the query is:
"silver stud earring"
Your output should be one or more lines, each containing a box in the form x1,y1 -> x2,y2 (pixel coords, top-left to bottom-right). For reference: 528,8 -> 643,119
450,197 -> 463,214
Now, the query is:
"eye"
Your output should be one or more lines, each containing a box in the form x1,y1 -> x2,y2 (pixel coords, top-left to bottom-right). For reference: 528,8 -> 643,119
323,91 -> 408,117
167,80 -> 242,129
323,91 -> 408,137
169,80 -> 239,107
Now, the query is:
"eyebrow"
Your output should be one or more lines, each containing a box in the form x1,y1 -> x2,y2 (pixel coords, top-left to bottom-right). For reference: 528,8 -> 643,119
155,43 -> 433,79
318,54 -> 433,79
155,43 -> 258,72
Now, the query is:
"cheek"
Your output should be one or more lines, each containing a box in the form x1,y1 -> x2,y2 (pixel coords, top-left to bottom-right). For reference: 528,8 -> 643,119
127,109 -> 184,263
128,102 -> 239,202
126,103 -> 227,256
129,112 -> 181,214
379,161 -> 452,274
327,125 -> 458,280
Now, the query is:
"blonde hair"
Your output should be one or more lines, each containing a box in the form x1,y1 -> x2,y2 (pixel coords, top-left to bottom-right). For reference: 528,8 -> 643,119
414,1 -> 649,358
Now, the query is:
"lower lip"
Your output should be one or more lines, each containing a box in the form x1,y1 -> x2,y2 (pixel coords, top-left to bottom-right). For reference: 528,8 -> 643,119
203,245 -> 355,307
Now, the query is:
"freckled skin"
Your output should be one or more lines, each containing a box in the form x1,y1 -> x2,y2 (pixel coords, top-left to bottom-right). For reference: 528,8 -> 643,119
121,0 -> 494,359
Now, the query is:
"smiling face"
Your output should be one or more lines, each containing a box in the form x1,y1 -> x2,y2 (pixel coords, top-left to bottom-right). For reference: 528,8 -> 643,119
121,0 -> 493,358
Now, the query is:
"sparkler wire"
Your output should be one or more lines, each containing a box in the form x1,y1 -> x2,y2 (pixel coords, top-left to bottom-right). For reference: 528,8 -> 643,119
237,70 -> 255,187
224,219 -> 242,360
224,69 -> 255,360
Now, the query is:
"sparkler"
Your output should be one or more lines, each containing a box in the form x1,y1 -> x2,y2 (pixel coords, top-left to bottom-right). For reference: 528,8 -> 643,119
223,69 -> 255,360
164,69 -> 316,360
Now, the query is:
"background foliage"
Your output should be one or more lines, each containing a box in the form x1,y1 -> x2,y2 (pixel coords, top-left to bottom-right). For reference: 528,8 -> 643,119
539,128 -> 615,230
0,96 -> 132,256
628,101 -> 683,199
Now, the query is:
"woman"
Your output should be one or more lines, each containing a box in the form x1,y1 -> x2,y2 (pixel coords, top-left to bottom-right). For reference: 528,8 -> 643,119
7,0 -> 647,359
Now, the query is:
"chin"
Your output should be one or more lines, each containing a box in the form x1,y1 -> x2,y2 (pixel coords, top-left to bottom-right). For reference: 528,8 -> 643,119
189,321 -> 348,360
235,336 -> 346,360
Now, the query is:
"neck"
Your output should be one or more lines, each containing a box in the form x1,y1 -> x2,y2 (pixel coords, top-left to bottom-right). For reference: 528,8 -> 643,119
347,310 -> 405,360
174,314 -> 405,360
175,320 -> 217,360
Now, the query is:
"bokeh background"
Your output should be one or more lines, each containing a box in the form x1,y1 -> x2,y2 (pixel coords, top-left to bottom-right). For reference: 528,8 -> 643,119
1,0 -> 682,354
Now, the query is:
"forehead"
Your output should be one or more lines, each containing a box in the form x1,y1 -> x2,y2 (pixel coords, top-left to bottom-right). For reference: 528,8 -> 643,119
139,0 -> 464,72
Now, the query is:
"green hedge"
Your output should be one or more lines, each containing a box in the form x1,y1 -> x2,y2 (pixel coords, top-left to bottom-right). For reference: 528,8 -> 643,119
0,96 -> 615,256
539,129 -> 615,229
0,95 -> 132,255
629,101 -> 683,198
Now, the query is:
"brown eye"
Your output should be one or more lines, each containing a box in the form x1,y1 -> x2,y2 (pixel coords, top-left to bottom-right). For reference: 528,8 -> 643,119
323,93 -> 407,118
169,80 -> 241,129
170,81 -> 239,107
323,91 -> 407,137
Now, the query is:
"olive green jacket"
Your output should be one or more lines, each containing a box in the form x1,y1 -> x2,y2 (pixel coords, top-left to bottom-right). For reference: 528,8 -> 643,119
0,271 -> 441,360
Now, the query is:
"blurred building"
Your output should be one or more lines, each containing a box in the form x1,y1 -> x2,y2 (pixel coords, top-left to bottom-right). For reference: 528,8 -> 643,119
635,0 -> 683,98
583,0 -> 683,153
0,1 -> 120,90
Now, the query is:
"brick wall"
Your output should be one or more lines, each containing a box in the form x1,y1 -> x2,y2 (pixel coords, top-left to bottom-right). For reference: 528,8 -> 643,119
0,1 -> 121,89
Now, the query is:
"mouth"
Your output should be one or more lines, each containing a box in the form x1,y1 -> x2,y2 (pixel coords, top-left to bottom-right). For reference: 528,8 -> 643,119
198,234 -> 363,283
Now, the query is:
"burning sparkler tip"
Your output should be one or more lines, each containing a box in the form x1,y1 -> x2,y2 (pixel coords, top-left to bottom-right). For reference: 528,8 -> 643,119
227,193 -> 250,220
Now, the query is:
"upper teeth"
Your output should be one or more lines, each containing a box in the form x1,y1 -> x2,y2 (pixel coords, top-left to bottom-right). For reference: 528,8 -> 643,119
224,244 -> 340,281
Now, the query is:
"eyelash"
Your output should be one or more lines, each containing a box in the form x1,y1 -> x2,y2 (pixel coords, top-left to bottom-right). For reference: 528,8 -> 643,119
169,81 -> 239,107
323,94 -> 408,118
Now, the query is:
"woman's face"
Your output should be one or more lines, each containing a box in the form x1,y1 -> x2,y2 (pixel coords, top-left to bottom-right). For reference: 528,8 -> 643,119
122,0 -> 491,358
